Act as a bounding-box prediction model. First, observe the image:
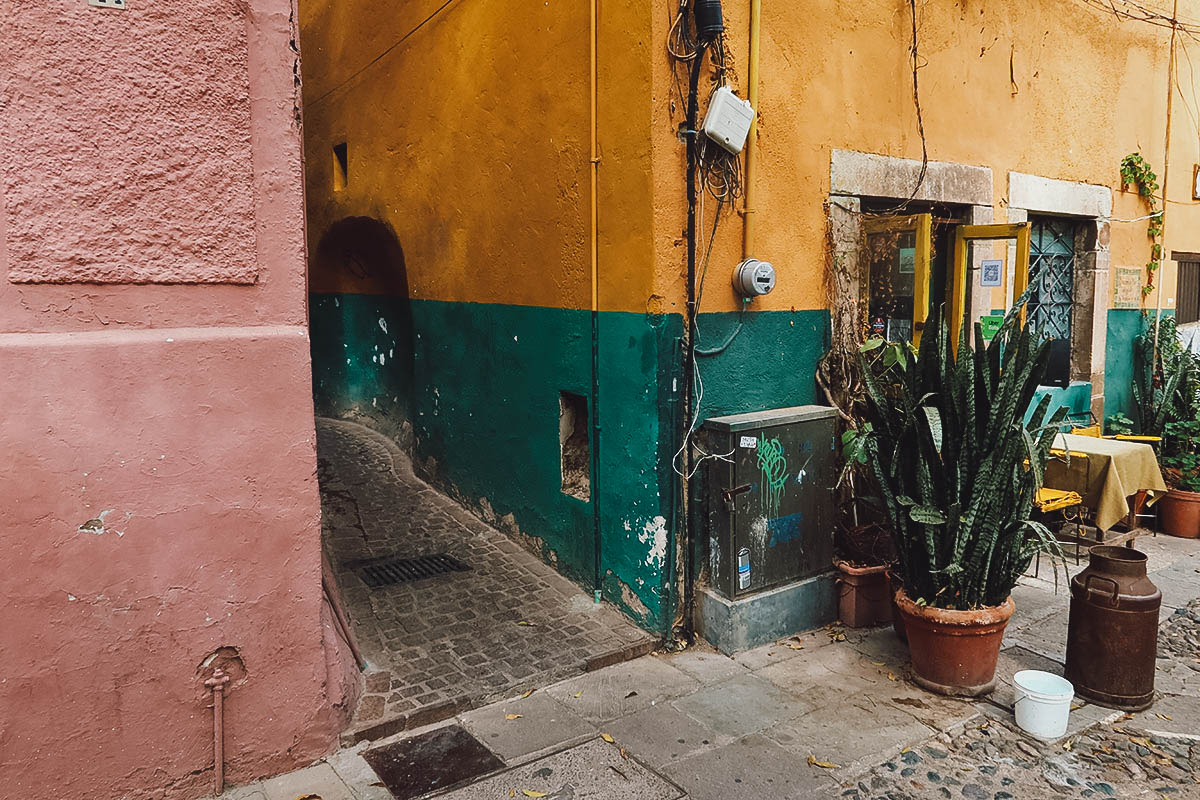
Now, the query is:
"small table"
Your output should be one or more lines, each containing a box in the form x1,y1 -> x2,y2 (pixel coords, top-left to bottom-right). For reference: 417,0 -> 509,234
1044,434 -> 1168,533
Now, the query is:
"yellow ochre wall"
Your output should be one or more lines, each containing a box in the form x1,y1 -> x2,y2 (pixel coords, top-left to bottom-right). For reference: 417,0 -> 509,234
300,0 -> 661,313
653,0 -> 1200,318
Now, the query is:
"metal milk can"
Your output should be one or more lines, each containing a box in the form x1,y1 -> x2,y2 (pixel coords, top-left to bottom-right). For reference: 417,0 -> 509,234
1065,545 -> 1161,711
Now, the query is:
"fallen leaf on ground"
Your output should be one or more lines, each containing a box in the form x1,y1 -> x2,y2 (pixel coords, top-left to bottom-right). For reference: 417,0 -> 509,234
887,672 -> 897,681
1155,713 -> 1172,721
521,791 -> 548,798
505,714 -> 523,721
517,621 -> 536,627
834,633 -> 846,642
521,689 -> 534,699
870,660 -> 885,666
600,733 -> 615,743
900,747 -> 910,754
787,643 -> 805,650
573,691 -> 583,698
619,747 -> 629,759
807,755 -> 839,769
1063,739 -> 1073,751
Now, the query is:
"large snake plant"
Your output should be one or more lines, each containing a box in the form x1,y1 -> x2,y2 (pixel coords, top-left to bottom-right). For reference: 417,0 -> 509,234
858,299 -> 1067,610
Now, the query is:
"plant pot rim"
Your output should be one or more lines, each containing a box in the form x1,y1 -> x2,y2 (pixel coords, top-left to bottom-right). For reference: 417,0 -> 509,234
894,587 -> 1015,627
1164,486 -> 1200,500
833,558 -> 892,576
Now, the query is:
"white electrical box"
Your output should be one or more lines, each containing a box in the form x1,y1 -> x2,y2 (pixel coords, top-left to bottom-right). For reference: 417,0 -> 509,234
702,86 -> 754,154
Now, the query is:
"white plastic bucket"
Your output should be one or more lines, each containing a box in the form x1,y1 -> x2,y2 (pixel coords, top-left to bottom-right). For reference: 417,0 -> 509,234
1013,669 -> 1074,739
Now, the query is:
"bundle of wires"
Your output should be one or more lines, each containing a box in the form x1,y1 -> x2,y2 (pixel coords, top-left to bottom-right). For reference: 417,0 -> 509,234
668,1 -> 743,204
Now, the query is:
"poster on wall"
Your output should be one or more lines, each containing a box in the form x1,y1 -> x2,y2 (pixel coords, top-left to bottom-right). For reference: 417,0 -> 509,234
1114,267 -> 1144,309
898,247 -> 916,275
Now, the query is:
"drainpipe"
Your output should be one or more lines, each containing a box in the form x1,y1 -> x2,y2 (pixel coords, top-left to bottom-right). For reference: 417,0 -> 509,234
743,0 -> 762,259
205,668 -> 231,796
1152,0 -> 1179,362
590,0 -> 604,603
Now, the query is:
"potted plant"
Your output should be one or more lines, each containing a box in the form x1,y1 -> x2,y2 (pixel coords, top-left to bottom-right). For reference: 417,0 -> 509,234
857,301 -> 1066,696
832,496 -> 897,628
1157,418 -> 1200,538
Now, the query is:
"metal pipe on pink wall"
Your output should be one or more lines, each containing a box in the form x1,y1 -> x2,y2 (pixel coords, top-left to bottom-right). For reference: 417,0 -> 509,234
205,669 -> 232,795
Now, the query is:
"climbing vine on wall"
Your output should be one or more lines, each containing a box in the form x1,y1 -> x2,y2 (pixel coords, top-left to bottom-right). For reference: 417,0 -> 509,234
1119,152 -> 1163,299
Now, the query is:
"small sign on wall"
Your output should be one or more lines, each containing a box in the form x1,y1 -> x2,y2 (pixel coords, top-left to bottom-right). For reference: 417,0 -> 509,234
1114,267 -> 1144,308
980,259 -> 1003,287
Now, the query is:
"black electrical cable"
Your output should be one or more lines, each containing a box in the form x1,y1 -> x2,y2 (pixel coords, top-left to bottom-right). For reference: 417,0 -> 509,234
681,43 -> 707,644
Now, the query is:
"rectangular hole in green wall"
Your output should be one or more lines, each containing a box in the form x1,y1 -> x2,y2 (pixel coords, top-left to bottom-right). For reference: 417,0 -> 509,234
559,392 -> 590,502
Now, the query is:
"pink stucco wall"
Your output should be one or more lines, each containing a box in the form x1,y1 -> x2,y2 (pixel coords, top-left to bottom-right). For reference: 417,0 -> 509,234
0,1 -> 350,798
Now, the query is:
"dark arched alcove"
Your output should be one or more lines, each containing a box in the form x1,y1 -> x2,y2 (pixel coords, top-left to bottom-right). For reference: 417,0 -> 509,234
308,216 -> 416,447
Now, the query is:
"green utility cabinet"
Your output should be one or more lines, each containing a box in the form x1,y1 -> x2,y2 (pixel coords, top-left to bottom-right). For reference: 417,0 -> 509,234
702,405 -> 837,599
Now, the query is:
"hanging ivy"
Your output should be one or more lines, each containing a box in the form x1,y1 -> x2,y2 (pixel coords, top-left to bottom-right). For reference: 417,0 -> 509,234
1119,152 -> 1163,298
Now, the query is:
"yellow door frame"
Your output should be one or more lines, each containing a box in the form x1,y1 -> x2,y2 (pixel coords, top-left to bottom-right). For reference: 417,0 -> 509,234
949,222 -> 1031,350
862,213 -> 933,344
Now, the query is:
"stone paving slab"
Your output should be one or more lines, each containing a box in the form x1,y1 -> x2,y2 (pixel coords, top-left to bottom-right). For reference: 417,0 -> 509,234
602,702 -> 734,768
459,691 -> 597,763
219,763 -> 356,800
756,633 -> 890,700
437,738 -> 685,800
661,733 -> 836,800
543,657 -> 699,723
316,419 -> 656,738
766,695 -> 937,777
656,643 -> 749,685
670,673 -> 816,738
1128,693 -> 1200,738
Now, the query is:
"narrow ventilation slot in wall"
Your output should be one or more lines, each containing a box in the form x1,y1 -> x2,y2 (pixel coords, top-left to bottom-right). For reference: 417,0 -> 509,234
332,142 -> 348,192
559,392 -> 591,501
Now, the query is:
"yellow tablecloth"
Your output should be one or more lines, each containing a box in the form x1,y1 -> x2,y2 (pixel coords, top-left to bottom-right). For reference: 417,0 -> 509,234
1044,434 -> 1168,532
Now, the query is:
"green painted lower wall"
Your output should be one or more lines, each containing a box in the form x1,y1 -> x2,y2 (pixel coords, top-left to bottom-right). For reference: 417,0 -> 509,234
1104,309 -> 1174,424
693,308 -> 831,416
308,296 -> 831,632
310,293 -> 415,446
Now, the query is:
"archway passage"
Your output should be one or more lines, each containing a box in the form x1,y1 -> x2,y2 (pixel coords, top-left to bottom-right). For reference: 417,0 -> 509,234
309,216 -> 416,448
306,219 -> 654,739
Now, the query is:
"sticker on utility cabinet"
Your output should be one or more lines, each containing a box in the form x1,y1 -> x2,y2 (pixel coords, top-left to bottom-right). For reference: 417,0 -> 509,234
739,436 -> 758,449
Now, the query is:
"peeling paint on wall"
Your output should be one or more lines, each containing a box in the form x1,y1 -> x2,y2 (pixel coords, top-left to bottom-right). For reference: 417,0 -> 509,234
638,515 -> 668,569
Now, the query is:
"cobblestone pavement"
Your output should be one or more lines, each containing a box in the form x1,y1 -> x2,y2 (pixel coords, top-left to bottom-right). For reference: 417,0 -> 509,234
317,419 -> 656,740
218,510 -> 1199,800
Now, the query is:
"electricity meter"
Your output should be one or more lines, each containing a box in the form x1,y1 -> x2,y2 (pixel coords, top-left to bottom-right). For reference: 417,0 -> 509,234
732,258 -> 776,297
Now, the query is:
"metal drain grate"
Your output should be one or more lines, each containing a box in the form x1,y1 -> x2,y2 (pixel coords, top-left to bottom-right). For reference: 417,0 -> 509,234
357,553 -> 471,588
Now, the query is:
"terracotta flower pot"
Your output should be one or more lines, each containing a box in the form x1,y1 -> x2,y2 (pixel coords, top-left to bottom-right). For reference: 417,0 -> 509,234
886,569 -> 907,644
834,560 -> 891,628
1157,488 -> 1200,539
894,588 -> 1015,697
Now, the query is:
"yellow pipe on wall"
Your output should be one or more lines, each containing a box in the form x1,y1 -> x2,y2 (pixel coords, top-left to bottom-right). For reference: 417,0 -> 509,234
743,0 -> 761,259
590,0 -> 599,317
